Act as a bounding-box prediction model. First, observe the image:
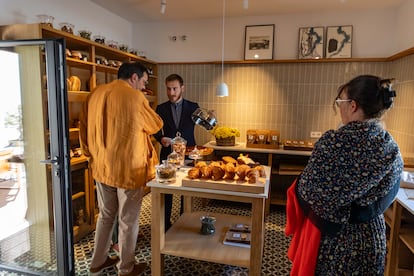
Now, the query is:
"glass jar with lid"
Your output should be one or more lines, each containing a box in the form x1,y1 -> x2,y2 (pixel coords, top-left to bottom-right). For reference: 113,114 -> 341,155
156,160 -> 176,183
171,132 -> 187,167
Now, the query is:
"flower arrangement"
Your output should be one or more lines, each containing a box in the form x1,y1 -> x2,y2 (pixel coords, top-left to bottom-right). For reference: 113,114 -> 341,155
210,126 -> 240,139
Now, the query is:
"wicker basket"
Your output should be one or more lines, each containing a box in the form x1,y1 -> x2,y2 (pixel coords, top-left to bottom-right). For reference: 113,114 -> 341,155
215,136 -> 235,146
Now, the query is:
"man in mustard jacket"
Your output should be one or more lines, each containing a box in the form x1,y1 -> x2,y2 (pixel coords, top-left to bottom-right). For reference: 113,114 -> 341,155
80,62 -> 163,276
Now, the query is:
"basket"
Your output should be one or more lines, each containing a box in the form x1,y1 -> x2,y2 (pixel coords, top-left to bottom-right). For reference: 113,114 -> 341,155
215,136 -> 235,146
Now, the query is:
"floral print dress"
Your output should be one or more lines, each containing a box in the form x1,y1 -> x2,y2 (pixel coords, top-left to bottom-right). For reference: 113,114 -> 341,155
296,120 -> 404,275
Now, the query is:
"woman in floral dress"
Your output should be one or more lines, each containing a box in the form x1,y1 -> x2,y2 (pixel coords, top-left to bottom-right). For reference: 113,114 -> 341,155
295,75 -> 404,275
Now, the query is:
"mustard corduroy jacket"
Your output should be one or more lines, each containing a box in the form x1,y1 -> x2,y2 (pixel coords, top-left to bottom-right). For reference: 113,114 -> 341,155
79,79 -> 163,189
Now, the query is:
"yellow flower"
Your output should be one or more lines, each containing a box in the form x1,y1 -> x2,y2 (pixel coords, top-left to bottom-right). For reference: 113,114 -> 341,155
210,126 -> 240,139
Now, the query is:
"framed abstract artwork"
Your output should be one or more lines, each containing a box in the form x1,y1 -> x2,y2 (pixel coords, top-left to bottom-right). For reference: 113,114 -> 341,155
298,26 -> 324,59
325,25 -> 353,58
244,24 -> 275,60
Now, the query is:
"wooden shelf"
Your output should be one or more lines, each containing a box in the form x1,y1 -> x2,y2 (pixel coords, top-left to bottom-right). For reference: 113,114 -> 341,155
72,191 -> 85,200
399,227 -> 414,253
164,212 -> 251,268
68,91 -> 89,102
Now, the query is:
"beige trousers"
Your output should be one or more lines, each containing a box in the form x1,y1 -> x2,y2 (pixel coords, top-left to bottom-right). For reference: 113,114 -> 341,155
90,181 -> 144,274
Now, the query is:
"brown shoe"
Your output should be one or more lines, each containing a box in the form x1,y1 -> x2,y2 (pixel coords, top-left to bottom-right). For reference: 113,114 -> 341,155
118,263 -> 147,276
89,255 -> 119,275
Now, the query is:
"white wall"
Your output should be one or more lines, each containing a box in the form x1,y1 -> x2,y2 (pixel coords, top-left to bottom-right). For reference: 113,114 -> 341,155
0,0 -> 133,46
134,7 -> 407,62
394,0 -> 414,54
0,0 -> 414,62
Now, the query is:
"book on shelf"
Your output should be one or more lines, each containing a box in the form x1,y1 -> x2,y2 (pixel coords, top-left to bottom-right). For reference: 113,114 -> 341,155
223,230 -> 251,248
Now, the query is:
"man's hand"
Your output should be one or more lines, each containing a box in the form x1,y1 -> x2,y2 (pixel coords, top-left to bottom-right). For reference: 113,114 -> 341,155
161,137 -> 172,147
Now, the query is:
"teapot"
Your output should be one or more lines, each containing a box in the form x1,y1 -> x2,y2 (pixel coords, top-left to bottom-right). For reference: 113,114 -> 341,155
191,108 -> 217,130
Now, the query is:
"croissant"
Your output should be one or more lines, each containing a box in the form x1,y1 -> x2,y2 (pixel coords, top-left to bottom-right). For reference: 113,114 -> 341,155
246,168 -> 259,184
236,164 -> 250,181
222,156 -> 237,164
200,166 -> 212,179
211,166 -> 225,180
223,162 -> 236,180
209,161 -> 222,168
195,161 -> 207,168
187,168 -> 201,179
254,165 -> 266,177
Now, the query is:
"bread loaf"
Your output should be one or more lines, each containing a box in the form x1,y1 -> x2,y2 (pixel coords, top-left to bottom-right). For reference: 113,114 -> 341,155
68,75 -> 81,91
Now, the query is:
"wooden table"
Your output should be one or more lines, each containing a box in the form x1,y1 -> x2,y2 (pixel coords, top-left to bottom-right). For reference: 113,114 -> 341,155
147,166 -> 270,276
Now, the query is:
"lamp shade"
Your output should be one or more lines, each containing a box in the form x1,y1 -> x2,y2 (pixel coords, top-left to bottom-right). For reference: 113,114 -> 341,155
216,82 -> 229,97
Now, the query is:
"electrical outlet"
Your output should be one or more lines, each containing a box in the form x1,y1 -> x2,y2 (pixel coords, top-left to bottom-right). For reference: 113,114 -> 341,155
310,131 -> 322,138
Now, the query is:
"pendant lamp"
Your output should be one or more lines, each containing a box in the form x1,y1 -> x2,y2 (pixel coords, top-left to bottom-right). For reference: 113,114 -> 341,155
160,0 -> 166,14
216,0 -> 229,97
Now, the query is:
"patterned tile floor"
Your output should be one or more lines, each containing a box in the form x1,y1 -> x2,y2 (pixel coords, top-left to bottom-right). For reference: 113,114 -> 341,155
75,194 -> 292,276
1,193 -> 292,275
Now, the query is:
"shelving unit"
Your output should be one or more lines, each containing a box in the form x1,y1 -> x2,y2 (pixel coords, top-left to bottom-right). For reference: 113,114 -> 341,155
386,188 -> 414,276
0,23 -> 159,241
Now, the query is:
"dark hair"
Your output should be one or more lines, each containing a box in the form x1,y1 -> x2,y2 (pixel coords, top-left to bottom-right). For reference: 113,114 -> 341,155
165,74 -> 184,86
117,62 -> 148,80
334,75 -> 396,119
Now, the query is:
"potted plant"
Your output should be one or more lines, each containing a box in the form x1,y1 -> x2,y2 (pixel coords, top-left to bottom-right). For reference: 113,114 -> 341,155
210,126 -> 240,146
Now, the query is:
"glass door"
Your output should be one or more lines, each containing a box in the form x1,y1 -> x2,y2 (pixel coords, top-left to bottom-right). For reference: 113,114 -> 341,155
0,39 -> 73,275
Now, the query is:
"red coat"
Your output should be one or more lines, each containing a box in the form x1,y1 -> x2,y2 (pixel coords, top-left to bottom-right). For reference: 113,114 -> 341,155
285,178 -> 321,276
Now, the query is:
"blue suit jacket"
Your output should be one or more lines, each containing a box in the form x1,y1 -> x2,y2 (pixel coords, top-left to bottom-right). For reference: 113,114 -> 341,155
153,99 -> 199,161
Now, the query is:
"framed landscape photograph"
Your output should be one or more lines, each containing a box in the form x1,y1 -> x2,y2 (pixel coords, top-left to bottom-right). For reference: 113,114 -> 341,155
244,24 -> 275,60
325,25 -> 353,58
298,26 -> 324,59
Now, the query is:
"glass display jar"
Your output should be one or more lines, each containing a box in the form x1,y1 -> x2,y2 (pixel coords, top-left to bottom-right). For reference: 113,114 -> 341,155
167,150 -> 181,168
156,160 -> 176,183
171,132 -> 187,167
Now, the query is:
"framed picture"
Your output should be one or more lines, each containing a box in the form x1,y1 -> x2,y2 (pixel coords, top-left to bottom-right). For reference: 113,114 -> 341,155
298,27 -> 324,59
325,25 -> 353,58
244,24 -> 275,60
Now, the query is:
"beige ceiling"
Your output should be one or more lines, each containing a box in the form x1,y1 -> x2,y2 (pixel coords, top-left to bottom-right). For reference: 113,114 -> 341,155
90,0 -> 404,23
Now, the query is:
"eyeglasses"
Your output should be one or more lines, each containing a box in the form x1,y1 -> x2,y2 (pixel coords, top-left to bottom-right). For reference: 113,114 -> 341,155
335,98 -> 352,107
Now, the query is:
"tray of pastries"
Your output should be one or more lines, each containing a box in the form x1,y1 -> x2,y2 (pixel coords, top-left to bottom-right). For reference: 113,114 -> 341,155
182,155 -> 269,194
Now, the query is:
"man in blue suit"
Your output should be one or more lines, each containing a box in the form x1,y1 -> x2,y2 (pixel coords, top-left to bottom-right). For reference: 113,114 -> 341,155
153,74 -> 199,230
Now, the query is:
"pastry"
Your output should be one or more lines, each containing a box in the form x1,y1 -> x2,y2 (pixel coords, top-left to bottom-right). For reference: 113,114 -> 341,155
200,166 -> 212,179
222,156 -> 237,164
253,165 -> 266,177
223,162 -> 236,180
236,164 -> 250,181
209,161 -> 222,168
187,168 -> 201,179
246,168 -> 259,183
195,161 -> 207,168
237,154 -> 255,165
211,166 -> 225,180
